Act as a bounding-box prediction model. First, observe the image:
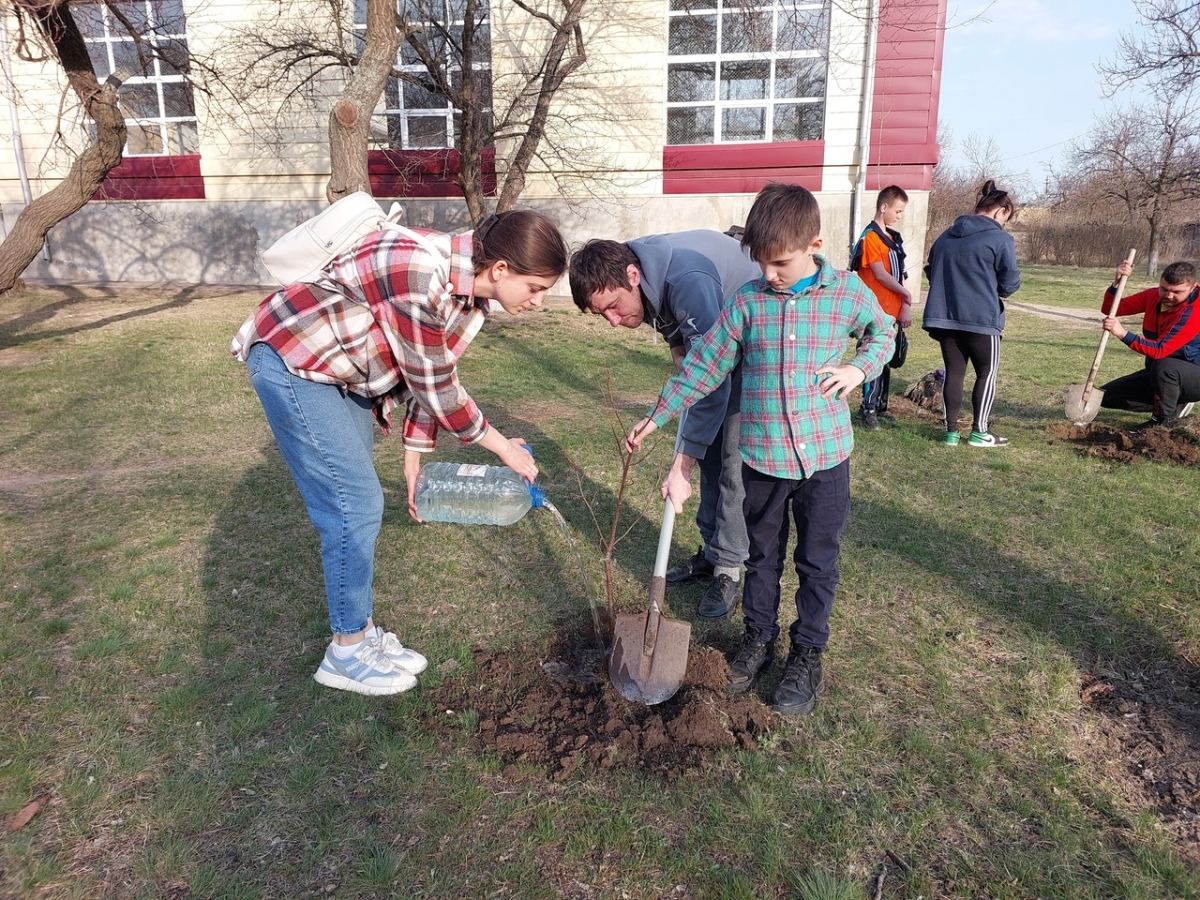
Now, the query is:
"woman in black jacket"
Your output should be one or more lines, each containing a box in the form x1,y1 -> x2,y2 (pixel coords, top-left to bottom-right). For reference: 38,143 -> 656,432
922,180 -> 1021,447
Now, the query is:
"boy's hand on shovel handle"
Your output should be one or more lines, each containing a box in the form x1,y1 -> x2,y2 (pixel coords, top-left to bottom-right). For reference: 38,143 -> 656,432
1113,259 -> 1134,282
1102,316 -> 1128,339
661,464 -> 693,515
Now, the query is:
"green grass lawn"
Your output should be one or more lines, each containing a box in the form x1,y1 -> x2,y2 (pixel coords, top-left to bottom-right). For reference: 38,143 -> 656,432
1,270 -> 1198,899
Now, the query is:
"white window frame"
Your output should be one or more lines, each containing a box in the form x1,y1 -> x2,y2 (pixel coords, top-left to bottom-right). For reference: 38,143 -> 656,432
665,0 -> 829,145
78,0 -> 199,157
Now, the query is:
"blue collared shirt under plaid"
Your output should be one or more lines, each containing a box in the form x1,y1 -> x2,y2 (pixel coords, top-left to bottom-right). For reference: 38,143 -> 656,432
649,256 -> 893,479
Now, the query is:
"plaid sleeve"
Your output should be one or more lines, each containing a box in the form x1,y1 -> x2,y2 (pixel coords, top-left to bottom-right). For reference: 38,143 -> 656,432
651,299 -> 745,426
372,243 -> 489,448
846,274 -> 894,381
402,400 -> 439,452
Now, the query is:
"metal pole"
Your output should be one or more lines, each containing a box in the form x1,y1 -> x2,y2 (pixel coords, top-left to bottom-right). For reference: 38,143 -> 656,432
849,0 -> 880,255
0,7 -> 50,261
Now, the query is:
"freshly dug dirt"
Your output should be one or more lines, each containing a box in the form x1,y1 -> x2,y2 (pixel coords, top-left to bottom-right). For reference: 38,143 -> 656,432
423,641 -> 775,780
1046,422 -> 1200,466
1078,667 -> 1200,865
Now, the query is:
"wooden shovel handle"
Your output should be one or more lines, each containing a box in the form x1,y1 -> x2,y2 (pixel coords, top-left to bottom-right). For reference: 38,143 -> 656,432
1082,248 -> 1137,399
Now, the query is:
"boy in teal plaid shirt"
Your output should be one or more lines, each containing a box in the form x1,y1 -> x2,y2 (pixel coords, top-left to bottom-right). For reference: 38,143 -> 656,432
628,183 -> 892,713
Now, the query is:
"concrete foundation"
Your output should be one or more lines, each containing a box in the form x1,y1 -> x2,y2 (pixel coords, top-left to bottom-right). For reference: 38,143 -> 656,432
9,191 -> 928,287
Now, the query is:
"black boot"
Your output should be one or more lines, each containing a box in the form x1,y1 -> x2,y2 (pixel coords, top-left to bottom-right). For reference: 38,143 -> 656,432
1126,416 -> 1162,433
665,546 -> 714,584
770,644 -> 824,715
728,627 -> 775,693
697,573 -> 740,618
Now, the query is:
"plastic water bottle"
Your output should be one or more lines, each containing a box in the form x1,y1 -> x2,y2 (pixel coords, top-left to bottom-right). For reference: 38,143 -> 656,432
415,462 -> 545,525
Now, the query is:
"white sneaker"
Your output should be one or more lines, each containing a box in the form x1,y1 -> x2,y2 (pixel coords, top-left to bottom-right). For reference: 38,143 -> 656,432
313,636 -> 417,696
373,628 -> 429,675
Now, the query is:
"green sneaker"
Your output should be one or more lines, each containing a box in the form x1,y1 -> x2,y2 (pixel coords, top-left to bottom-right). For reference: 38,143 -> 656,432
942,431 -> 960,446
967,430 -> 1009,447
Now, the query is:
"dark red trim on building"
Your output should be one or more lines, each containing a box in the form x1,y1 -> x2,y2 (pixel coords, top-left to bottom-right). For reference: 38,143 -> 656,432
369,146 -> 497,198
663,141 -> 825,194
867,0 -> 947,191
93,154 -> 205,201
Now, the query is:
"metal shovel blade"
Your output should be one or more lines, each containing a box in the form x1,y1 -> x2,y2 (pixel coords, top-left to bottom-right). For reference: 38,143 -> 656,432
1065,382 -> 1104,425
608,576 -> 691,705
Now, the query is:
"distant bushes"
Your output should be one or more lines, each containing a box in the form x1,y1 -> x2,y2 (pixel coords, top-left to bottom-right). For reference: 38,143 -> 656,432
1017,220 -> 1191,267
1020,222 -> 1145,267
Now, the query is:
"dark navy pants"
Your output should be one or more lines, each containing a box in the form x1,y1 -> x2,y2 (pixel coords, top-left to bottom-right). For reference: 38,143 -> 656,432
740,459 -> 850,649
1100,357 -> 1200,420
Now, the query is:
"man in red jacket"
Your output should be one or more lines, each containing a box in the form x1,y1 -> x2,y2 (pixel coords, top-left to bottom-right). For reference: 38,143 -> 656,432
1100,259 -> 1200,429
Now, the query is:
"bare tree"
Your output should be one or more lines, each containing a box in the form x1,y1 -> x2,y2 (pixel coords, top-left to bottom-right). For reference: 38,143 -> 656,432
959,133 -> 1005,182
1070,89 -> 1200,273
1102,0 -> 1200,95
488,0 -> 586,217
217,0 -> 591,222
328,0 -> 408,203
0,0 -> 127,294
925,124 -> 1030,255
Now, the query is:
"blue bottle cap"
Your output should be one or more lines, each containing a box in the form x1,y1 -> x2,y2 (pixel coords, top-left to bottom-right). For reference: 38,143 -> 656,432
517,442 -> 545,507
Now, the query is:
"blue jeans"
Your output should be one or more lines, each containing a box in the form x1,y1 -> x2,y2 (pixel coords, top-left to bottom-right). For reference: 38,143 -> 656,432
246,342 -> 382,635
740,459 -> 850,649
696,411 -> 749,570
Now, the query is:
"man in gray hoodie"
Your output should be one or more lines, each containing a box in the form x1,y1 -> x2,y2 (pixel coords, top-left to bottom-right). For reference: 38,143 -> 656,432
569,230 -> 761,618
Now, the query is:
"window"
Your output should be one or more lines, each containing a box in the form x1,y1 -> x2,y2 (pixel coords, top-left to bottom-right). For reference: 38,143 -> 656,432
76,0 -> 199,156
356,0 -> 493,151
666,0 -> 828,145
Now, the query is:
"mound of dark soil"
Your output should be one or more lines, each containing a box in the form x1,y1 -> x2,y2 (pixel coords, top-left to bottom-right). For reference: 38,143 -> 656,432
422,642 -> 775,780
1079,668 -> 1200,865
1047,422 -> 1200,466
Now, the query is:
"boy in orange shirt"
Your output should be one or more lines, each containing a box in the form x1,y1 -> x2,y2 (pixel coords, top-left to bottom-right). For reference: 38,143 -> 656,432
852,185 -> 912,429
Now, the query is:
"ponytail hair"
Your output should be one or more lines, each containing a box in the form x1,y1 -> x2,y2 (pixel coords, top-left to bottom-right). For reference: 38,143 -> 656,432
472,210 -> 569,278
974,179 -> 1016,218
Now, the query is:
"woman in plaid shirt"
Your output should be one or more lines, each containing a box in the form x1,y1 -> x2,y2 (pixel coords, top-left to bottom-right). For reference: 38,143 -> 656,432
232,210 -> 568,696
627,184 -> 893,715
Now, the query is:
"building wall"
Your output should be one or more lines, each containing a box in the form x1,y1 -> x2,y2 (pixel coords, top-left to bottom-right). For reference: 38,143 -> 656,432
0,0 -> 942,285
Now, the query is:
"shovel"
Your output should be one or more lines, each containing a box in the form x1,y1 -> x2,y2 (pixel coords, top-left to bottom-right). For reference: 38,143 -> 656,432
1065,248 -> 1137,425
609,419 -> 692,705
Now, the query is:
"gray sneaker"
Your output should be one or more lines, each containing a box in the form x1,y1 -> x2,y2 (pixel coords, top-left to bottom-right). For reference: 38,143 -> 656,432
374,628 -> 429,675
313,637 -> 418,696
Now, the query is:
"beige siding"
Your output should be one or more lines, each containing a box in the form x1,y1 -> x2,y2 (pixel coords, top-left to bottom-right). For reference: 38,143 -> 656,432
0,0 -> 935,282
822,0 -> 872,188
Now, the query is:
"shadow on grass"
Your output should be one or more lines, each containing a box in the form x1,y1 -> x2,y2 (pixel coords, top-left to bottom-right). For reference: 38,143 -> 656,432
848,496 -> 1200,748
0,284 -> 214,350
199,418 -> 675,674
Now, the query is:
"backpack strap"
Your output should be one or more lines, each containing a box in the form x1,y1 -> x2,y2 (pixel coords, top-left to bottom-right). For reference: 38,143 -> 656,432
378,220 -> 451,285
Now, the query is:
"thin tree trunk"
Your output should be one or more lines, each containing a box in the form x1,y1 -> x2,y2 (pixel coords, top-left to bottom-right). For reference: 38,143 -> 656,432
326,0 -> 402,203
0,1 -> 127,294
494,0 -> 586,212
456,0 -> 486,223
1147,215 -> 1161,275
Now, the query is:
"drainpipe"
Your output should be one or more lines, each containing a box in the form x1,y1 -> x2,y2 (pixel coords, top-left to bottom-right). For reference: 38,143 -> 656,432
849,0 -> 880,255
0,8 -> 50,261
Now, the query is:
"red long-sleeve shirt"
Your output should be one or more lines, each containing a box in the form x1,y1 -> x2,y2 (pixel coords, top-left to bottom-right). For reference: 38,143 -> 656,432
1103,284 -> 1200,362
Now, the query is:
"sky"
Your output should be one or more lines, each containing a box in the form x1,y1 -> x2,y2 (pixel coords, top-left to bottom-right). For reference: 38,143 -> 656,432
936,0 -> 1143,192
